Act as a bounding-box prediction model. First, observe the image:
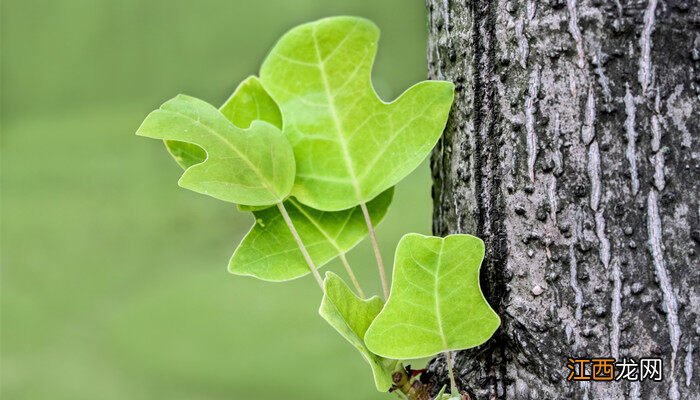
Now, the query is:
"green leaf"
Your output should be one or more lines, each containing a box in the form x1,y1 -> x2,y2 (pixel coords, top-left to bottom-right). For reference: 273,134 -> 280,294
434,385 -> 461,400
319,272 -> 397,392
163,140 -> 207,170
434,386 -> 447,399
160,77 -> 281,212
220,75 -> 283,130
163,76 -> 282,171
229,188 -> 393,281
260,16 -> 454,211
365,234 -> 500,360
136,94 -> 295,206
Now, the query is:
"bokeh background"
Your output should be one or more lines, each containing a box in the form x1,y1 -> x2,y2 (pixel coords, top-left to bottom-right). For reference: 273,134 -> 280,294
1,1 -> 434,399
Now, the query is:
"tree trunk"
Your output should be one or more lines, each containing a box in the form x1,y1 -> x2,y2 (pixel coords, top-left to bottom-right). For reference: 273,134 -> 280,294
425,1 -> 699,399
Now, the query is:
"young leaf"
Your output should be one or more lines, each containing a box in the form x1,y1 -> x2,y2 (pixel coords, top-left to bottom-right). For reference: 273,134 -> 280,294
137,94 -> 295,206
162,77 -> 282,212
229,188 -> 393,281
365,234 -> 500,360
319,272 -> 397,392
220,75 -> 283,130
434,385 -> 461,400
163,76 -> 282,171
260,16 -> 454,211
150,76 -> 393,283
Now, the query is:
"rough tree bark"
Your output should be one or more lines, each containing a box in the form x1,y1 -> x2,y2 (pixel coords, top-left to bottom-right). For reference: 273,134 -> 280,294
424,1 -> 699,399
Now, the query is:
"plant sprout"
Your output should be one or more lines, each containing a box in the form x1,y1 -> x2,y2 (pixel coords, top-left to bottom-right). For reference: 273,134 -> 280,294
137,16 -> 499,399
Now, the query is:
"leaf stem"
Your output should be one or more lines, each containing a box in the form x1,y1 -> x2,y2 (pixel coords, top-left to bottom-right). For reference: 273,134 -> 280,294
338,253 -> 365,298
445,351 -> 457,394
359,201 -> 389,299
276,202 -> 324,289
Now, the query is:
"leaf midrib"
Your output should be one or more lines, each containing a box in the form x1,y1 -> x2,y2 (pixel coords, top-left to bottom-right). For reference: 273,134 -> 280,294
312,25 -> 364,202
434,240 -> 448,350
288,198 -> 346,253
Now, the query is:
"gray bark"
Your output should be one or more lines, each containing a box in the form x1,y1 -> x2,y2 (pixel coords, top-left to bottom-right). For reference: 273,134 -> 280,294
425,1 -> 699,399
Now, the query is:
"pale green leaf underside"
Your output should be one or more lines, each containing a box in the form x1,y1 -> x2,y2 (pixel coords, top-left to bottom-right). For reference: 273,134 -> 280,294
319,272 -> 397,391
365,234 -> 500,360
164,76 -> 283,173
158,77 -> 285,210
229,188 -> 393,281
137,94 -> 294,206
260,16 -> 454,211
224,77 -> 281,212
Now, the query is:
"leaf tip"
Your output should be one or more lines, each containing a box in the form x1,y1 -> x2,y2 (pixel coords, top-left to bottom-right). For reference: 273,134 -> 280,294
322,270 -> 339,284
134,109 -> 159,138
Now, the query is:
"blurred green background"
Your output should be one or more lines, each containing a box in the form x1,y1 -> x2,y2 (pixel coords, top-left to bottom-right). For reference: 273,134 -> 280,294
1,1 -> 433,399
